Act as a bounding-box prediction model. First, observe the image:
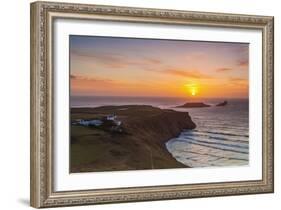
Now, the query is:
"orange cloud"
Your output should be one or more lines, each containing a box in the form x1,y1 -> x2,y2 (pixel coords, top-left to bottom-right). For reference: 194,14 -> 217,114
70,74 -> 78,79
71,74 -> 126,95
71,49 -> 161,69
216,67 -> 232,72
71,73 -> 191,97
228,77 -> 248,87
163,69 -> 212,79
71,74 -> 115,83
237,59 -> 249,67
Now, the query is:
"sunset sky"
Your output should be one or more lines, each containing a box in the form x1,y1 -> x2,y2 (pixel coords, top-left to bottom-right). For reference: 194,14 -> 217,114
70,35 -> 249,99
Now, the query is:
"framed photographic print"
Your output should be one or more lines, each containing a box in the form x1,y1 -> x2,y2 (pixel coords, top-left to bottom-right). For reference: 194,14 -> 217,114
30,1 -> 274,208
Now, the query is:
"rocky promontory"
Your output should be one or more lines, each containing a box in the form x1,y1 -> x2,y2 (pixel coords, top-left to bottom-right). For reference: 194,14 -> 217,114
70,105 -> 196,172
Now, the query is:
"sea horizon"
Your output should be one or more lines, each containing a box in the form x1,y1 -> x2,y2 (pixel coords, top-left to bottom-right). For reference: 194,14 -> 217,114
70,95 -> 248,108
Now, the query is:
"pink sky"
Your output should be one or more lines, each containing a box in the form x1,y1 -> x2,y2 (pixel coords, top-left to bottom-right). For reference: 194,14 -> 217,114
70,36 -> 249,99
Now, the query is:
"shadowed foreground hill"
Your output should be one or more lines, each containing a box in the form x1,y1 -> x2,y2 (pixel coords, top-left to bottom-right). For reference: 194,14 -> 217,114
70,105 -> 196,172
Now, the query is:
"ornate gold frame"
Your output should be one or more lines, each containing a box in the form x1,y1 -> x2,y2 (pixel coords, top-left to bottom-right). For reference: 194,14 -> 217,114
30,1 -> 274,208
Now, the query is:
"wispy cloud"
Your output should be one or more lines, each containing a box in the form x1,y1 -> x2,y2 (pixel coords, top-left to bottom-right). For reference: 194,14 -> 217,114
70,74 -> 113,83
70,74 -> 77,79
237,58 -> 249,67
228,77 -> 248,87
71,50 -> 127,68
185,53 -> 207,62
70,73 -> 170,97
71,49 -> 161,69
216,67 -> 233,72
162,69 -> 212,79
145,58 -> 161,64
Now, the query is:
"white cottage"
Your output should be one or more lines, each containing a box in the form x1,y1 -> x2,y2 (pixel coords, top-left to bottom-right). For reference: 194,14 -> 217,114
79,119 -> 103,126
106,115 -> 116,121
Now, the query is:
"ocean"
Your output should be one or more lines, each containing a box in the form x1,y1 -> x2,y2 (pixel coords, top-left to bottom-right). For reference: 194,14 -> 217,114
71,96 -> 249,168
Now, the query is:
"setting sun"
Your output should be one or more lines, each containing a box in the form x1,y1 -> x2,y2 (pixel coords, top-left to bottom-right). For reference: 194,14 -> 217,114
191,90 -> 196,96
185,84 -> 198,97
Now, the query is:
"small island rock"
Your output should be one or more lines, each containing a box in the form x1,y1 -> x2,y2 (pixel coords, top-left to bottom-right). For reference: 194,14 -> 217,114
216,100 -> 228,106
175,102 -> 211,108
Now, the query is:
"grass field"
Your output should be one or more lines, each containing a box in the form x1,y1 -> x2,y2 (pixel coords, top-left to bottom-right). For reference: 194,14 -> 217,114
70,105 -> 196,172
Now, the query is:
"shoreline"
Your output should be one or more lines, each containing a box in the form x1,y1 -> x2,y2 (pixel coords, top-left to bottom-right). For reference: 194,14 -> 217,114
70,105 -> 196,172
